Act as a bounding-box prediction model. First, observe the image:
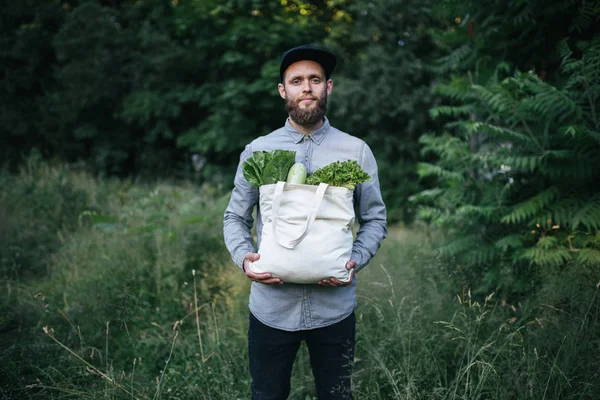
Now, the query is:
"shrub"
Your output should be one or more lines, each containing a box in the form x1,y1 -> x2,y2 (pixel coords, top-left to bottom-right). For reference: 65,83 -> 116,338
415,37 -> 600,297
0,151 -> 87,280
0,160 -> 245,397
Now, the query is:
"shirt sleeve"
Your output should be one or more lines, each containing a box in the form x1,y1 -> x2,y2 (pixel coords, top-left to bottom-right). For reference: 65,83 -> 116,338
351,142 -> 388,273
223,145 -> 259,270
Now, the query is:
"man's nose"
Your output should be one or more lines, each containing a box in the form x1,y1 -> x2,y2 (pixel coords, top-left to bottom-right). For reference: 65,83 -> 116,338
302,80 -> 313,92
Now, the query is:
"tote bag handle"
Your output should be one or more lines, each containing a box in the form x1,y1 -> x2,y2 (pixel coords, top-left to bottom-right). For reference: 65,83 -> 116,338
271,182 -> 328,249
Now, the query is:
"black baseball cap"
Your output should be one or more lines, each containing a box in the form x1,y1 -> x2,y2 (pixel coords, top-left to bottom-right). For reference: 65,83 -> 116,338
279,45 -> 337,83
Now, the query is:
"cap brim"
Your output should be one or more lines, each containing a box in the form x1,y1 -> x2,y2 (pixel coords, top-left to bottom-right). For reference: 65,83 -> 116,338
280,47 -> 337,82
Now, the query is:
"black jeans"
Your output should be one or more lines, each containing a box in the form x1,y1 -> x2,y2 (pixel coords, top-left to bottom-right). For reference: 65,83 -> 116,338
248,312 -> 356,400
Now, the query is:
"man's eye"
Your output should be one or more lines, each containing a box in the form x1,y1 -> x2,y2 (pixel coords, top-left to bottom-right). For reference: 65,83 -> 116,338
312,78 -> 321,84
292,79 -> 300,84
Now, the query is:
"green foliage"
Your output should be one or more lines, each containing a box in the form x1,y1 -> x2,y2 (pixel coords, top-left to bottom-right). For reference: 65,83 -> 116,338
1,164 -> 598,398
164,0 -> 335,181
501,187 -> 558,224
355,230 -> 600,400
0,0 -> 64,163
0,0 -> 346,180
428,0 -> 596,81
1,158 -> 242,398
328,0 -> 440,222
2,1 -> 599,398
305,160 -> 370,189
415,32 -> 600,295
242,150 -> 296,187
0,152 -> 87,280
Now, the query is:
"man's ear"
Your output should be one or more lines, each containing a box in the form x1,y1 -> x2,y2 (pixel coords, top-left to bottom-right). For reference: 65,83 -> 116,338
326,79 -> 333,96
278,83 -> 286,99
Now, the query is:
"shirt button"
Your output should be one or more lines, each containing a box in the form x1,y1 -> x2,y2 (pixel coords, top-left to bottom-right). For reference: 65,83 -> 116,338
305,156 -> 308,161
268,217 -> 272,223
304,135 -> 310,141
303,296 -> 307,301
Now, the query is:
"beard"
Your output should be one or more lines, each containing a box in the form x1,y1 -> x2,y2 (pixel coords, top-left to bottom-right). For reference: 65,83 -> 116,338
286,92 -> 328,127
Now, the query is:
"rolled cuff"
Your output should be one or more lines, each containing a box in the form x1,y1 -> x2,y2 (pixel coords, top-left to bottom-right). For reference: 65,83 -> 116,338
233,247 -> 255,271
351,249 -> 366,273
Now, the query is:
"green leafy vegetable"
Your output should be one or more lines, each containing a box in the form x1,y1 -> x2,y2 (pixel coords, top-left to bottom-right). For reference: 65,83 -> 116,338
306,160 -> 371,190
242,150 -> 296,187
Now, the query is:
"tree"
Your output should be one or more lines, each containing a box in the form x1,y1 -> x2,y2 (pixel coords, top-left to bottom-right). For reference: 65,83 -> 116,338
0,0 -> 65,166
415,1 -> 600,296
328,0 -> 440,223
1,0 -> 355,181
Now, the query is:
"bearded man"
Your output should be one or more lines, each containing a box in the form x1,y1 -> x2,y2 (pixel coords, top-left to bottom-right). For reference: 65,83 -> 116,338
223,45 -> 387,400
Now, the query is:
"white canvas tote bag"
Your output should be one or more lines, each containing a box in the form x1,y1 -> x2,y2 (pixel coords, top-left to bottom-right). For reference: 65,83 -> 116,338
248,181 -> 355,284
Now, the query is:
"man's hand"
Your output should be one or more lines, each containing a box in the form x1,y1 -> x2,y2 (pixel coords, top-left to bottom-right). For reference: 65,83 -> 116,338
318,259 -> 356,287
243,252 -> 283,284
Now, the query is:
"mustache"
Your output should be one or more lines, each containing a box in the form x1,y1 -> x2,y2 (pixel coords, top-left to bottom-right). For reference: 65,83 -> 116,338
286,92 -> 328,127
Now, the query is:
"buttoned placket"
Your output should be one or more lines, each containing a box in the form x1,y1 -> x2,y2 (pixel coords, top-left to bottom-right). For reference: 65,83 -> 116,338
301,285 -> 313,329
301,134 -> 315,330
303,135 -> 311,170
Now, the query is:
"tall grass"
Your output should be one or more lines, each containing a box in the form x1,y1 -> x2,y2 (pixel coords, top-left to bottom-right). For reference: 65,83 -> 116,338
1,157 -> 598,399
353,230 -> 599,400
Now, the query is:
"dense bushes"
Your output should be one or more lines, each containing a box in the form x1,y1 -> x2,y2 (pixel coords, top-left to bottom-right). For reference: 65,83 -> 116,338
2,0 -> 599,223
411,31 -> 600,398
0,152 -> 87,280
0,0 -> 343,179
415,35 -> 600,297
0,159 -> 241,397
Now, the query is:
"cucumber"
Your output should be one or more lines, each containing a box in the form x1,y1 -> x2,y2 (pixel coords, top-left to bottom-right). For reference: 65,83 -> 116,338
286,162 -> 307,184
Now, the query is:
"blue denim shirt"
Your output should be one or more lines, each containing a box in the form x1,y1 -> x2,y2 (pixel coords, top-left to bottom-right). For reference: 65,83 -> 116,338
223,118 -> 387,331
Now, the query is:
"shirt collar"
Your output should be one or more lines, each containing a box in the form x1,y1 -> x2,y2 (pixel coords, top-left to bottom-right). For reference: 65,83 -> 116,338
285,117 -> 331,145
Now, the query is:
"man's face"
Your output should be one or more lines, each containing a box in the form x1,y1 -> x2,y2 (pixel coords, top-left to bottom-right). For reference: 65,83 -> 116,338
278,60 -> 333,127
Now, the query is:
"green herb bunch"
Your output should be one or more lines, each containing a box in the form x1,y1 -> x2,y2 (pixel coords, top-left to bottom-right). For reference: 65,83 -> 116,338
306,160 -> 371,190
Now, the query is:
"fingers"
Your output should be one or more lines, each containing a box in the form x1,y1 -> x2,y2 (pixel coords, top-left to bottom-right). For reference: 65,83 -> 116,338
243,252 -> 260,274
318,276 -> 352,287
245,269 -> 283,284
249,274 -> 283,284
247,271 -> 272,279
318,278 -> 334,287
246,270 -> 283,284
319,259 -> 356,286
331,277 -> 352,286
254,277 -> 283,284
247,270 -> 280,281
243,253 -> 283,284
244,252 -> 261,263
246,254 -> 358,286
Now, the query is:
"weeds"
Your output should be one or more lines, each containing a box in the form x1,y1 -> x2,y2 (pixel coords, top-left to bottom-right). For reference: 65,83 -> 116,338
1,159 -> 598,399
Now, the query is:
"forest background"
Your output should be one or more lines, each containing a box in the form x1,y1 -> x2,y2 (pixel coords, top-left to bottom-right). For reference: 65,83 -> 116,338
1,0 -> 599,398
